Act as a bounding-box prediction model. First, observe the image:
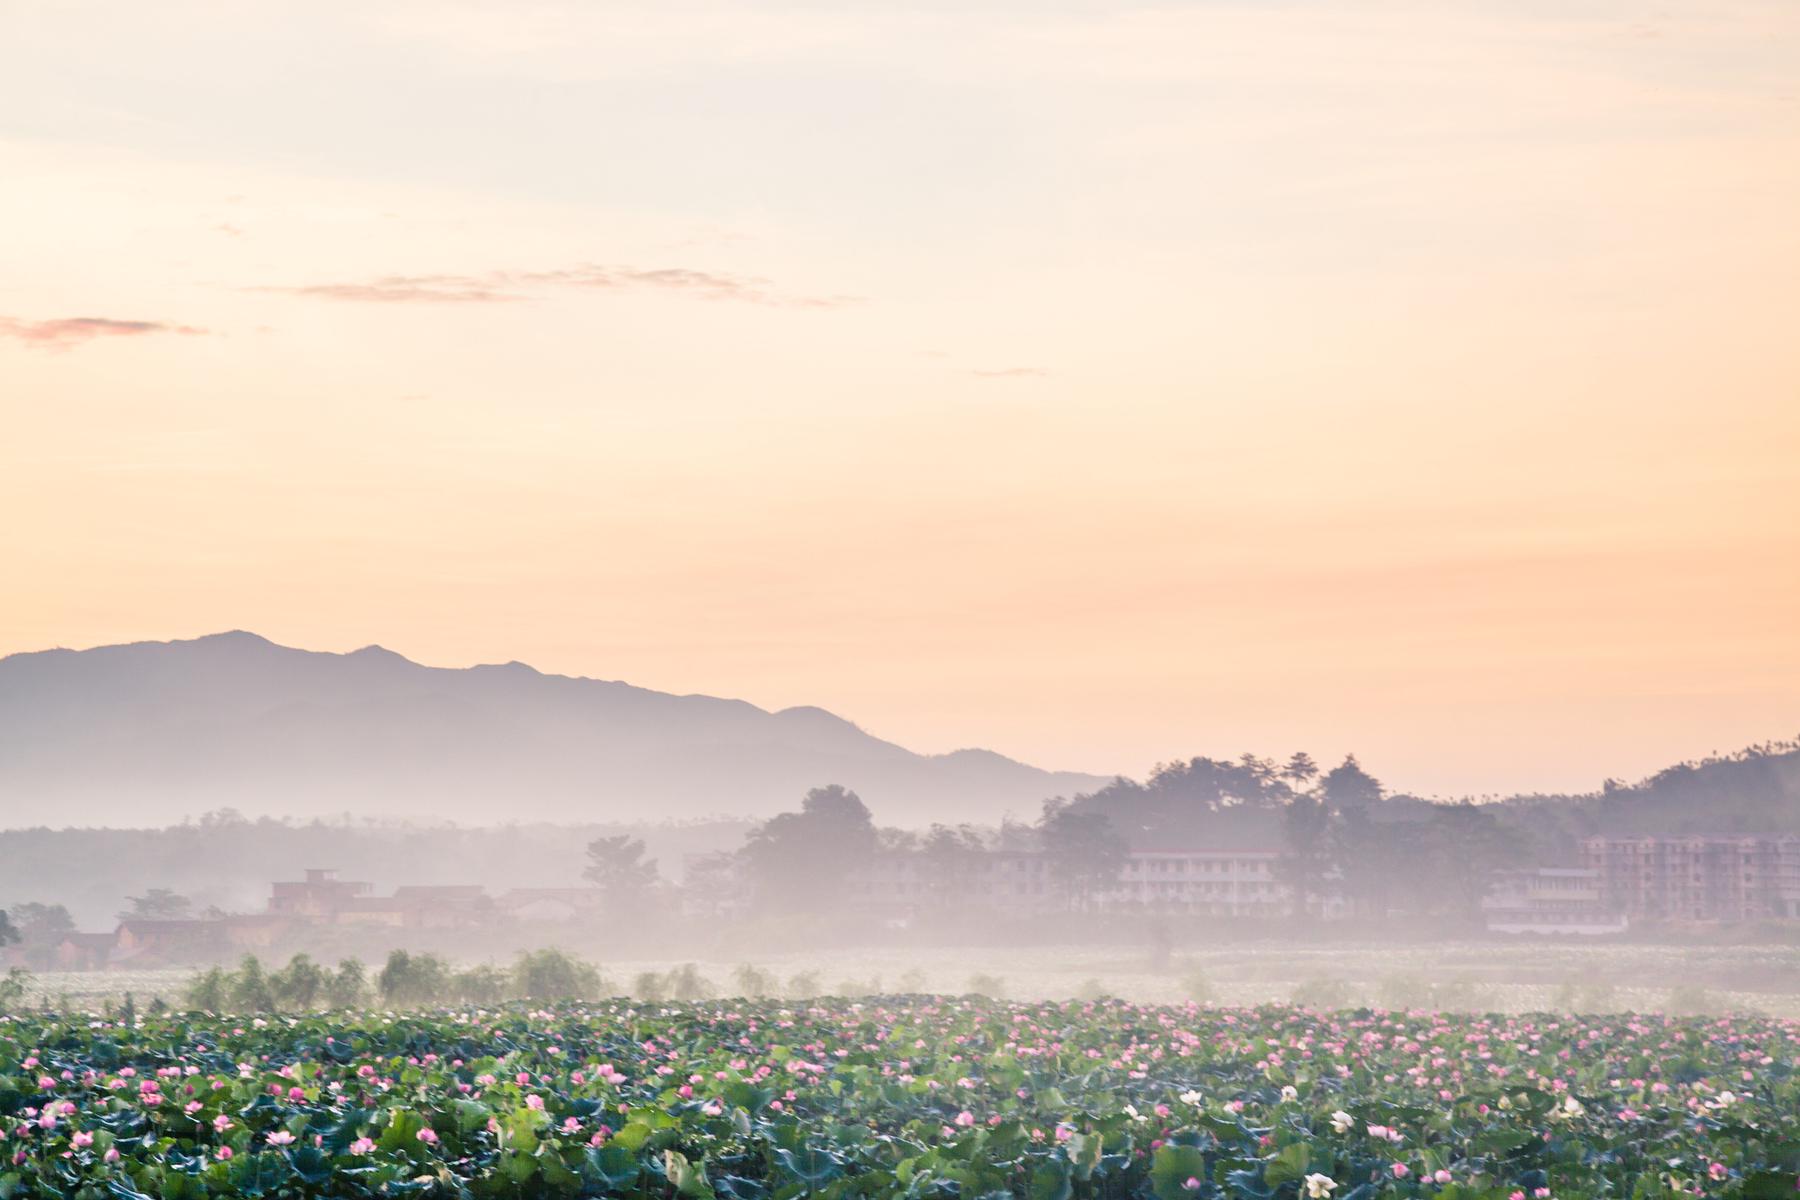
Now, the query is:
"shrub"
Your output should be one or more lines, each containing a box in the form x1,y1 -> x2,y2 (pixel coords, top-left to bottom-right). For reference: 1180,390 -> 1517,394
185,966 -> 228,1012
665,963 -> 713,1002
0,967 -> 31,1013
326,959 -> 369,1009
378,950 -> 452,1007
229,955 -> 275,1013
732,964 -> 776,998
449,963 -> 510,1006
1291,975 -> 1352,1009
632,971 -> 669,1002
966,973 -> 1006,999
513,949 -> 603,1001
270,954 -> 327,1010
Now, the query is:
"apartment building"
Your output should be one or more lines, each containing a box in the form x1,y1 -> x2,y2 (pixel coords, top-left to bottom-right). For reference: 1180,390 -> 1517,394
1580,835 -> 1800,922
1106,849 -> 1287,916
848,847 -> 1289,917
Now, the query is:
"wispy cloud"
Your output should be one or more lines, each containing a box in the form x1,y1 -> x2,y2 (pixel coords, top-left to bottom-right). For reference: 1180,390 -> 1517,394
0,316 -> 209,350
256,263 -> 858,309
266,274 -> 518,303
972,366 -> 1049,378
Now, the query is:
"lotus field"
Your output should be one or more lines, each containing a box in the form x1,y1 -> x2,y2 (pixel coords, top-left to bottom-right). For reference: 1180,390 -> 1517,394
2,998 -> 1797,1199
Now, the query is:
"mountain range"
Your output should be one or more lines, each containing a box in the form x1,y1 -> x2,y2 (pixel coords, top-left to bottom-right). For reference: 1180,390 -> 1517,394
0,632 -> 1111,827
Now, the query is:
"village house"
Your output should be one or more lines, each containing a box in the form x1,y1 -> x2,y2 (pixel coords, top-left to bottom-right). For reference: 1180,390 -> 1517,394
497,887 -> 608,923
265,870 -> 493,928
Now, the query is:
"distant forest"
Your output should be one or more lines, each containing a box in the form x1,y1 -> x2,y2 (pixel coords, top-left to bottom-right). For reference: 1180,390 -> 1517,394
0,816 -> 752,927
1055,738 -> 1800,855
0,739 -> 1795,930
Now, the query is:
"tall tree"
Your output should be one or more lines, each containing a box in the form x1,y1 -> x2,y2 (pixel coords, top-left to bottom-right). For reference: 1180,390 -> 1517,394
919,824 -> 989,906
1281,752 -> 1320,789
1411,802 -> 1527,924
1038,799 -> 1127,910
739,785 -> 879,912
1320,754 -> 1383,811
582,835 -> 662,917
118,888 -> 193,922
7,903 -> 74,942
1277,790 -> 1333,919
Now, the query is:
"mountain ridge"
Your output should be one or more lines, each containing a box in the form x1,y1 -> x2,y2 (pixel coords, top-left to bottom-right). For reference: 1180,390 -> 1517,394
0,632 -> 1112,827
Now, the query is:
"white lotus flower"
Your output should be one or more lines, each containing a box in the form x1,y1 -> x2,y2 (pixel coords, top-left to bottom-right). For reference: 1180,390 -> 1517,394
1304,1173 -> 1338,1198
1330,1110 -> 1354,1133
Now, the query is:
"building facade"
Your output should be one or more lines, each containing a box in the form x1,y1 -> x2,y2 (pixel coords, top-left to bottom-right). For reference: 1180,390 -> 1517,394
846,847 -> 1291,918
1481,867 -> 1624,934
1580,835 -> 1800,922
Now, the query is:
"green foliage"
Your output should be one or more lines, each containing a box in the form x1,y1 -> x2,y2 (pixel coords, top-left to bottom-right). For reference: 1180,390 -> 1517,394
1037,798 -> 1127,908
228,954 -> 274,1013
451,962 -> 510,1005
325,958 -> 368,1008
269,953 -> 326,1009
511,947 -> 603,1000
185,964 -> 228,1011
665,962 -> 713,1002
0,967 -> 30,1012
731,963 -> 776,998
965,972 -> 1006,998
582,834 -> 662,916
632,970 -> 669,1002
376,949 -> 451,1007
117,886 -> 193,922
0,997 -> 1794,1199
740,785 -> 878,912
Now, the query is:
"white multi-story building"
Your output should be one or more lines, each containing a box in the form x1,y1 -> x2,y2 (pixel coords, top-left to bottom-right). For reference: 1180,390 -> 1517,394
847,847 -> 1293,917
1104,849 -> 1287,915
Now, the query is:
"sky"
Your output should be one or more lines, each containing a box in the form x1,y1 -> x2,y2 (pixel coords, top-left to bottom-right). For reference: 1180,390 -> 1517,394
2,0 -> 1797,800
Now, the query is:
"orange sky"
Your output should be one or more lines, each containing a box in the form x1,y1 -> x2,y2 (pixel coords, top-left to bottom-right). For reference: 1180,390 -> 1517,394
2,1 -> 1797,797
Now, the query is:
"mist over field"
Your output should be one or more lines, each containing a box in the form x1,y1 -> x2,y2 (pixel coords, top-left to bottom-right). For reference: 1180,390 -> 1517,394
4,0 -> 1799,1194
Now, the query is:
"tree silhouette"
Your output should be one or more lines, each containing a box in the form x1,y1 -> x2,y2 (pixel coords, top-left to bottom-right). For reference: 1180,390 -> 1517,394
118,888 -> 193,923
582,835 -> 662,917
1038,798 -> 1126,910
739,785 -> 878,912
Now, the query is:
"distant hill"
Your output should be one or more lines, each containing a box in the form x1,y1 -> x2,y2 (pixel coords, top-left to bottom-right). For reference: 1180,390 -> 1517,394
1495,741 -> 1800,847
0,632 -> 1111,827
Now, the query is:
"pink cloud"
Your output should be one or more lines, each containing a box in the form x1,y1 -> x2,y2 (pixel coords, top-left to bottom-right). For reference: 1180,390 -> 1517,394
259,263 -> 859,309
0,316 -> 210,350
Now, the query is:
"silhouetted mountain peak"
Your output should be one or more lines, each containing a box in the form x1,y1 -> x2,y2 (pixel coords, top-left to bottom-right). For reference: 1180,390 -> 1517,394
0,632 -> 1111,827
